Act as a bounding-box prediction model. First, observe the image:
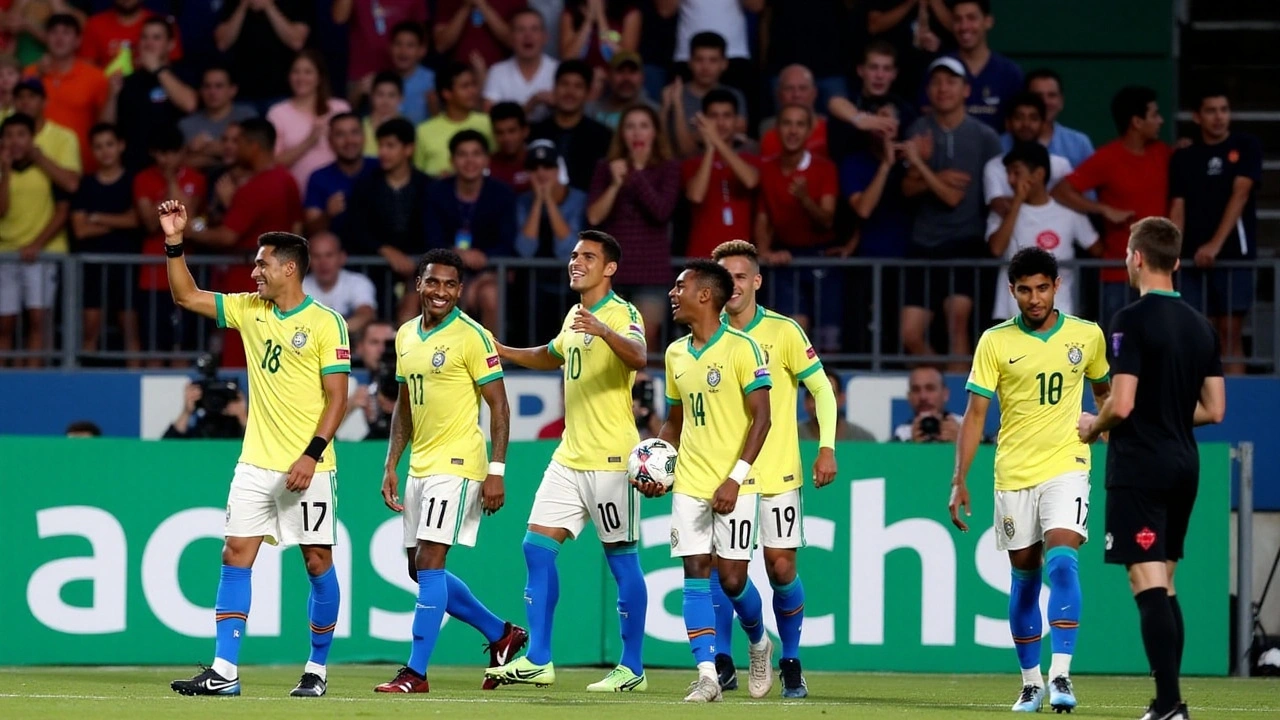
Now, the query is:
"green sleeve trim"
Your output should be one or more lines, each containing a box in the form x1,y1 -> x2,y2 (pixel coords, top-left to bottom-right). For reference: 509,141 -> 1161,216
318,304 -> 349,345
965,381 -> 994,399
547,341 -> 563,360
476,370 -> 504,387
214,293 -> 227,329
1087,372 -> 1111,384
795,362 -> 823,382
395,375 -> 406,384
320,364 -> 351,376
666,396 -> 682,406
459,315 -> 495,352
743,377 -> 773,394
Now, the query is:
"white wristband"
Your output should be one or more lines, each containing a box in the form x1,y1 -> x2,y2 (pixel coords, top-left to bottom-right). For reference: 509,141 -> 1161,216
728,459 -> 751,484
488,462 -> 506,476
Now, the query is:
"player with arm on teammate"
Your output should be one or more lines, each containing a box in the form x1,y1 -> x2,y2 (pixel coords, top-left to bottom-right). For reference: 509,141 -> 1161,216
1078,218 -> 1225,720
486,230 -> 652,692
374,248 -> 520,694
711,240 -> 838,699
633,259 -> 773,703
950,247 -> 1111,714
159,201 -> 351,699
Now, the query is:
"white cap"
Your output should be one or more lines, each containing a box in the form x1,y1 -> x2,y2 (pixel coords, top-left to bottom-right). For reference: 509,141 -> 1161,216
927,56 -> 968,79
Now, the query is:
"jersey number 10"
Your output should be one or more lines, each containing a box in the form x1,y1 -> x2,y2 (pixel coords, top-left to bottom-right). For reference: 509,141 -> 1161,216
1036,372 -> 1063,405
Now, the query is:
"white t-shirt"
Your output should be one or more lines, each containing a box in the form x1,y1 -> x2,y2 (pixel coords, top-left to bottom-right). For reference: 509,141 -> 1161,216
983,153 -> 1073,206
985,199 -> 1098,319
302,269 -> 377,318
484,55 -> 559,107
676,0 -> 750,60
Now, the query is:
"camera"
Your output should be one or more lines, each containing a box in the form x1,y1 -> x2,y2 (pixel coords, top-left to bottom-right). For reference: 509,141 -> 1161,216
195,352 -> 240,415
919,414 -> 942,440
633,378 -> 656,431
364,343 -> 402,440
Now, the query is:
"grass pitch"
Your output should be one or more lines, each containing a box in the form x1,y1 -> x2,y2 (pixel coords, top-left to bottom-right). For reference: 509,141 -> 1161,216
1,665 -> 1276,720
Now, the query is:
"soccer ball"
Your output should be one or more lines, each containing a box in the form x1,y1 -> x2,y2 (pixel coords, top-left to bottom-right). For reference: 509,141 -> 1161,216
627,438 -> 677,491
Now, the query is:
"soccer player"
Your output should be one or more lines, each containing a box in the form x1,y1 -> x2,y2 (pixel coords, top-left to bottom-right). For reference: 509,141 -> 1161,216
1079,218 -> 1225,720
486,230 -> 651,692
159,201 -> 350,698
711,240 -> 838,698
634,259 -> 773,703
375,248 -> 517,694
950,247 -> 1110,713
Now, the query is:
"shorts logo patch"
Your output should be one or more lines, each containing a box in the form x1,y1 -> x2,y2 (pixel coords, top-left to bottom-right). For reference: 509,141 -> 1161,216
291,331 -> 308,349
1112,332 -> 1124,356
1002,515 -> 1016,539
670,528 -> 679,549
1105,532 -> 1114,550
1136,526 -> 1157,551
226,504 -> 232,523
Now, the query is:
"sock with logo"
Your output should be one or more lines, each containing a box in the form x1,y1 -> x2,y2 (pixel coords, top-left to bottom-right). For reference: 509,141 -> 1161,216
407,569 -> 448,676
522,531 -> 561,665
212,565 -> 252,680
445,571 -> 505,643
1046,546 -> 1081,678
709,567 -> 736,658
683,578 -> 717,664
771,576 -> 806,660
606,545 -> 647,676
1009,566 -> 1044,679
730,579 -> 766,646
1170,594 -> 1185,669
305,565 -> 340,679
1136,587 -> 1181,714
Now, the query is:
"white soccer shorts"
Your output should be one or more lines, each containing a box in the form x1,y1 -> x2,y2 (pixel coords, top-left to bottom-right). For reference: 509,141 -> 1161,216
669,492 -> 761,561
224,462 -> 338,547
759,488 -> 806,550
402,474 -> 484,548
0,261 -> 58,315
527,460 -> 639,542
993,470 -> 1091,552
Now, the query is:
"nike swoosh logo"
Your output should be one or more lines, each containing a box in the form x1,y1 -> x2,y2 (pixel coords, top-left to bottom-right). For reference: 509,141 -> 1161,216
1009,356 -> 1027,364
255,317 -> 266,323
513,668 -> 546,680
203,678 -> 237,690
675,372 -> 686,379
401,351 -> 411,356
495,647 -> 510,664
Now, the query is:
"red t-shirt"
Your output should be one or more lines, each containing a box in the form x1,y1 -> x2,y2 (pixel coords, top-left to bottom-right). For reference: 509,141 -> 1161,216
758,151 -> 839,250
489,152 -> 530,194
1063,139 -> 1172,283
347,0 -> 429,79
80,10 -> 184,69
434,0 -> 527,65
760,116 -> 828,159
133,166 -> 206,291
218,165 -> 303,292
681,151 -> 759,258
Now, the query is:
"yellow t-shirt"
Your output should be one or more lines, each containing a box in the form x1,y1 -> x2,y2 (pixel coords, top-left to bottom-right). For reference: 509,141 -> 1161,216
36,120 -> 82,174
215,293 -> 352,473
395,307 -> 504,480
548,290 -> 646,471
413,112 -> 494,177
725,305 -> 823,495
0,162 -> 68,252
664,324 -> 773,500
966,312 -> 1110,491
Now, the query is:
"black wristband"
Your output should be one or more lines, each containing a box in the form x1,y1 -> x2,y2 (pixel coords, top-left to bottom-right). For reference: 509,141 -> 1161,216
304,436 -> 328,461
164,242 -> 185,258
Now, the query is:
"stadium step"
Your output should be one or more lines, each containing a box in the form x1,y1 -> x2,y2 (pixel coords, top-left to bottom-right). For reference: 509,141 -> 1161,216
1183,65 -> 1280,111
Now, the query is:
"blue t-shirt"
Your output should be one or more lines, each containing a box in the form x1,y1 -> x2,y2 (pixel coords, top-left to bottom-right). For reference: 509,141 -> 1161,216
839,151 -> 909,258
304,158 -> 379,244
400,67 -> 437,126
925,51 -> 1023,133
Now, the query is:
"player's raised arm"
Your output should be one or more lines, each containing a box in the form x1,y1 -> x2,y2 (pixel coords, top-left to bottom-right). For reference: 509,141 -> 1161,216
571,305 -> 647,370
159,200 -> 220,320
381,384 -> 411,512
495,339 -> 564,371
480,377 -> 510,514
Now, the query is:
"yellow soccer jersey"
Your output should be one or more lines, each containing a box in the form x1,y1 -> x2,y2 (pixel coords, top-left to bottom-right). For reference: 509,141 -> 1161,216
215,293 -> 351,473
966,312 -> 1110,491
395,307 -> 503,480
724,306 -> 823,495
548,291 -> 646,471
665,324 -> 773,500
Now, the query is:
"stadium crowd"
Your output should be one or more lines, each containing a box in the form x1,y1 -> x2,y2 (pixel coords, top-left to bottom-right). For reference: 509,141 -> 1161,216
0,0 -> 1262,374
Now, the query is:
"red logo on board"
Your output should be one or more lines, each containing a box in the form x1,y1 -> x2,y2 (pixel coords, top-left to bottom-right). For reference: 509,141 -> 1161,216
1036,230 -> 1061,250
1136,527 -> 1157,551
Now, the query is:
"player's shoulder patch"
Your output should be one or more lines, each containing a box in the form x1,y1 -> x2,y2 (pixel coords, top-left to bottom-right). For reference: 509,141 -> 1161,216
312,300 -> 349,345
456,311 -> 495,353
725,327 -> 766,365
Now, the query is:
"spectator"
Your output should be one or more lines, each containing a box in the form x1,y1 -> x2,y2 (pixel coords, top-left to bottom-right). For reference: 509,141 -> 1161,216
1018,68 -> 1094,169
179,65 -> 257,170
899,57 -> 1002,367
982,91 -> 1072,218
213,0 -> 309,109
303,112 -> 376,240
331,0 -> 428,104
71,122 -> 141,363
755,104 -> 841,348
164,381 -> 247,439
933,0 -> 1021,133
23,14 -> 109,171
206,121 -> 249,226
335,320 -> 397,441
65,420 -> 103,437
105,16 -> 196,171
765,0 -> 853,109
682,87 -> 758,259
484,8 -> 557,120
985,142 -> 1098,320
865,0 -> 952,94
1053,85 -> 1171,330
842,101 -> 909,260
586,50 -> 656,130
673,0 -> 758,104
586,102 -> 679,353
173,0 -> 224,72
385,20 -> 436,126
892,366 -> 963,443
413,62 -> 492,178
488,101 -> 531,192
637,0 -> 678,102
425,129 -> 517,330
12,78 -> 81,193
1169,87 -> 1263,375
799,368 -> 875,442
514,139 -> 585,341
302,230 -> 377,335
529,59 -> 612,191
362,71 -> 405,156
268,49 -> 352,198
827,41 -> 910,162
0,112 -> 69,366
665,30 -> 746,157
79,0 -> 182,70
433,0 -> 523,67
559,0 -> 640,72
759,64 -> 824,158
0,51 -> 21,117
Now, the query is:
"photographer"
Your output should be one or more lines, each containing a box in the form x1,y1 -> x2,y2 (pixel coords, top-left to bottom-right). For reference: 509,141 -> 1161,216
335,322 -> 397,441
164,354 -> 247,440
633,372 -> 661,440
893,366 -> 964,443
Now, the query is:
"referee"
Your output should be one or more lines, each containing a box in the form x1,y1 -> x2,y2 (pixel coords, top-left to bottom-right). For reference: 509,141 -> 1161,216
1079,217 -> 1226,720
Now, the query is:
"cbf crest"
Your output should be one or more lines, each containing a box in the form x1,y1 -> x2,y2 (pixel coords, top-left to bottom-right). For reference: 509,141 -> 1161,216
706,363 -> 723,390
291,329 -> 308,350
582,333 -> 595,347
431,346 -> 448,373
1002,515 -> 1016,539
1065,342 -> 1084,366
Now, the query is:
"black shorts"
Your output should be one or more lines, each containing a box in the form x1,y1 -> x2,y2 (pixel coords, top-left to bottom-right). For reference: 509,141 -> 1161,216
902,238 -> 986,310
1103,481 -> 1199,565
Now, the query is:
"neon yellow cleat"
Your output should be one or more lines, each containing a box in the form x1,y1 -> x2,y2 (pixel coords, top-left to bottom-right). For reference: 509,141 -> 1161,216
483,656 -> 556,687
586,666 -> 647,692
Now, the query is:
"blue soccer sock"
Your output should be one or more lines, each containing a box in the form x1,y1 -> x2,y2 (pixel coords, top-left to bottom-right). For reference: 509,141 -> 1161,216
709,567 -> 736,658
771,576 -> 806,660
306,565 -> 340,673
683,578 -> 717,665
606,545 -> 648,676
522,531 -> 561,665
1010,566 -> 1044,675
730,579 -> 766,645
445,571 -> 506,643
213,565 -> 252,679
407,569 -> 448,676
1046,546 -> 1082,678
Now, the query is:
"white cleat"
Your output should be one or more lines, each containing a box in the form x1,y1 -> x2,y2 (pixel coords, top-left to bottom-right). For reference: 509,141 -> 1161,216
683,676 -> 723,703
747,636 -> 774,699
1012,683 -> 1045,712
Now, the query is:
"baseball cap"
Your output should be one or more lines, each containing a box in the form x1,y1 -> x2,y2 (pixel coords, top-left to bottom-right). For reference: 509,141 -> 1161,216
610,51 -> 643,71
926,57 -> 967,79
525,139 -> 561,169
14,77 -> 46,97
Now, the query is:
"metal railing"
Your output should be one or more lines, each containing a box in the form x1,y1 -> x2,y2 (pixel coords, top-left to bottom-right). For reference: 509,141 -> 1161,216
1,253 -> 1276,373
